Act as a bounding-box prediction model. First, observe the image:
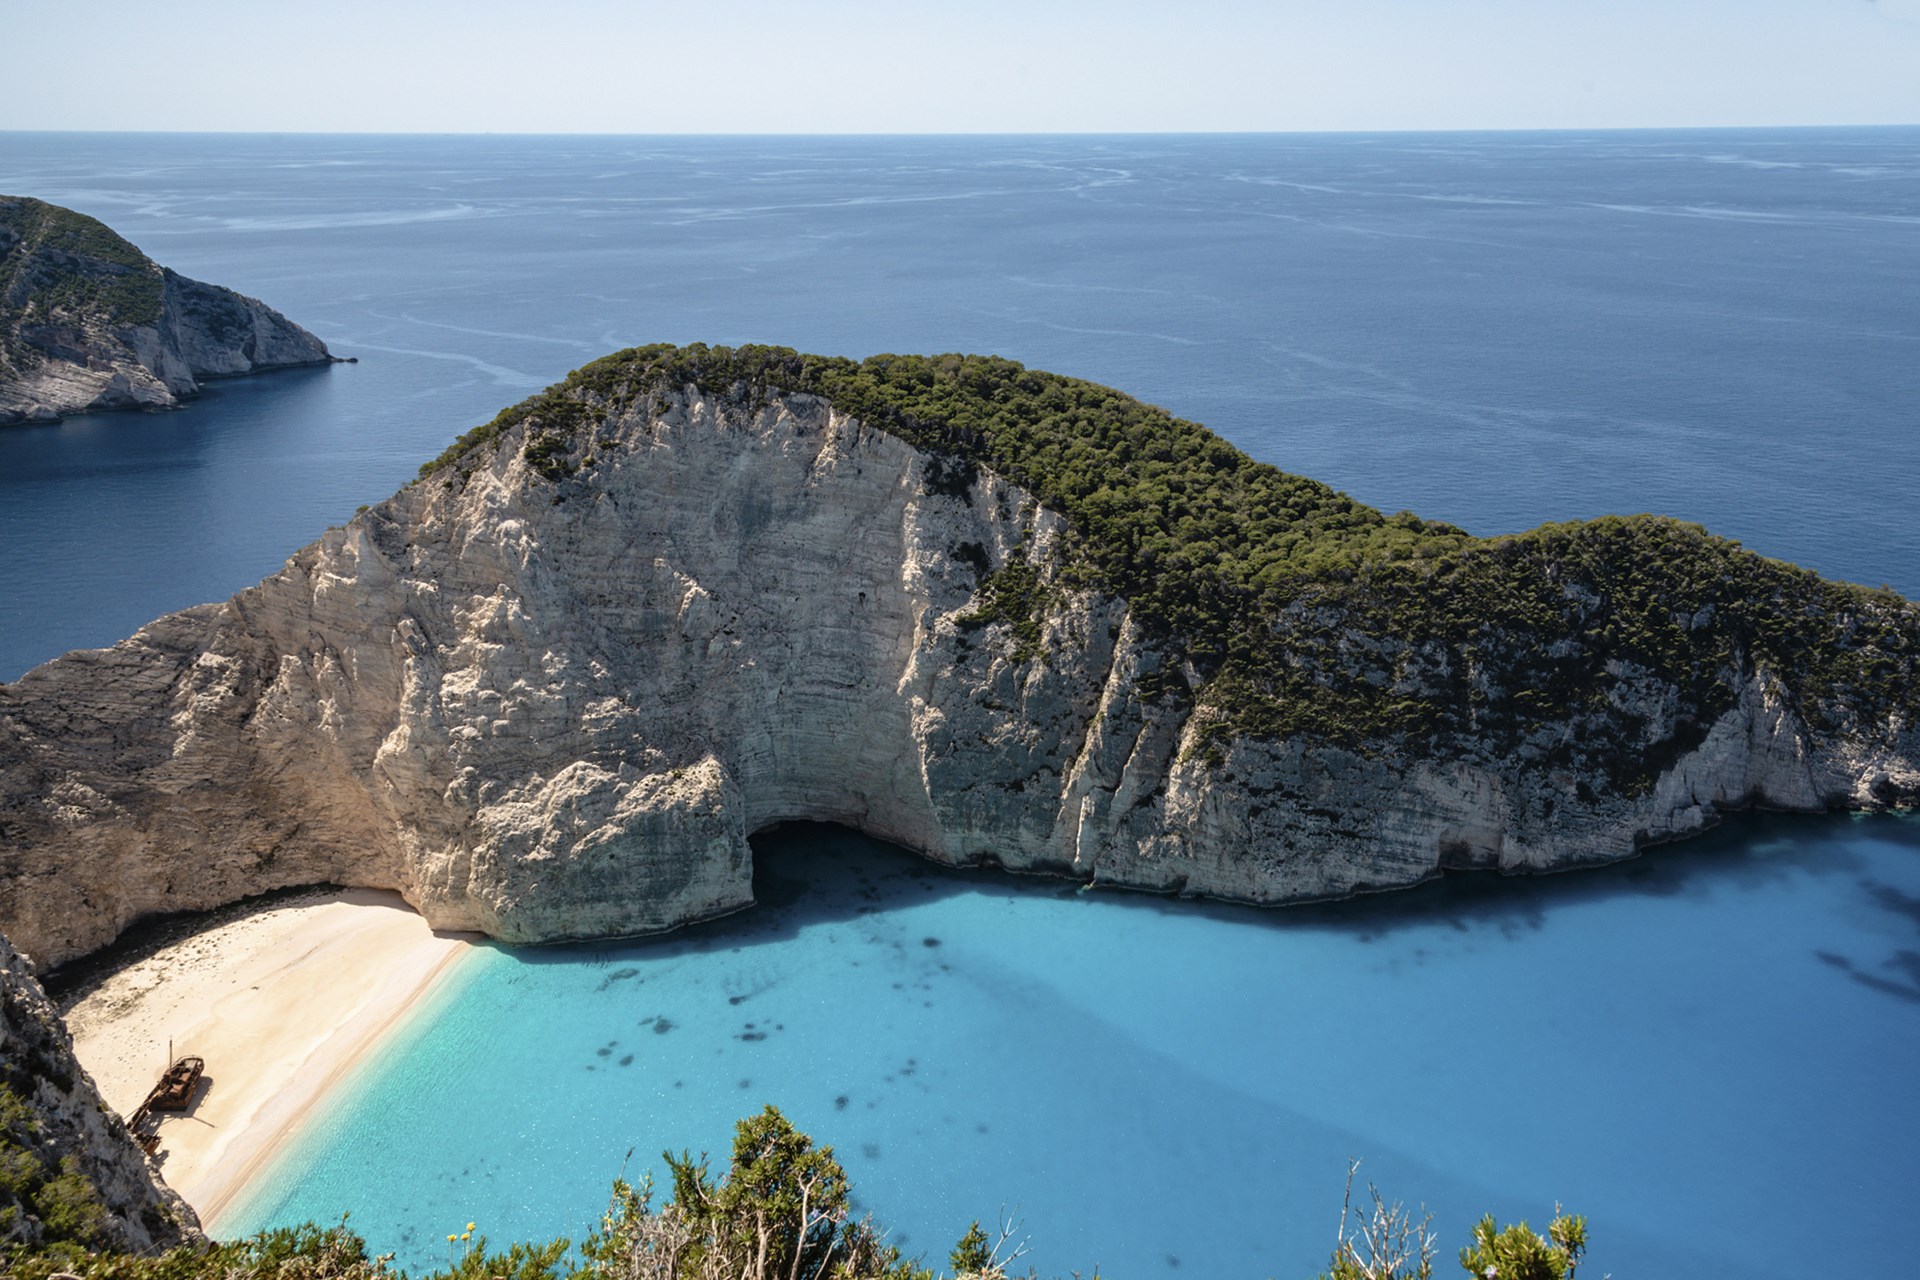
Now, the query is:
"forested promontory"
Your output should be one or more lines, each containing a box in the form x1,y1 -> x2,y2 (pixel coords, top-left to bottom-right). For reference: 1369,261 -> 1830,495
0,197 -> 335,425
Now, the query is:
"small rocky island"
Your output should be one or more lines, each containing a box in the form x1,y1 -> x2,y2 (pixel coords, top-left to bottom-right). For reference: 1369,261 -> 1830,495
1,344 -> 1916,966
0,196 -> 336,425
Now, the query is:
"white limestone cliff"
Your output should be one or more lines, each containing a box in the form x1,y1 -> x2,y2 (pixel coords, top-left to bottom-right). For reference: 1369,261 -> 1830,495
2,387 -> 1915,968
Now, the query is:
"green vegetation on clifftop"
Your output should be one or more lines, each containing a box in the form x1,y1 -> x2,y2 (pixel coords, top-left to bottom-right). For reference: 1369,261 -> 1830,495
0,198 -> 166,348
421,344 -> 1920,792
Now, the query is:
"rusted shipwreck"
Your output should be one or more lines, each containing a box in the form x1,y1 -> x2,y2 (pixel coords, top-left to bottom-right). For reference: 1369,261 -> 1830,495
129,1055 -> 203,1154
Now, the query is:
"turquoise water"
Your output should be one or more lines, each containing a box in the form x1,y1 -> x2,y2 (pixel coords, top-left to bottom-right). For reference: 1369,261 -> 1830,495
3,131 -> 1917,1276
225,817 -> 1920,1279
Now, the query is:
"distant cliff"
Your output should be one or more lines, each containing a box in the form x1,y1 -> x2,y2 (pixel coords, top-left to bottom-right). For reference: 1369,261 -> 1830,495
0,196 -> 335,425
1,344 -> 1915,966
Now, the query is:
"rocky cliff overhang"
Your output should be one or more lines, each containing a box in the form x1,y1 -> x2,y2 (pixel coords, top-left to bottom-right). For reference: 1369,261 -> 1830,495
1,345 -> 1915,967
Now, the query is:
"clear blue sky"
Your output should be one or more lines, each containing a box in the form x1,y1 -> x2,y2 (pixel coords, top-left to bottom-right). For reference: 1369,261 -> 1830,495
9,0 -> 1918,132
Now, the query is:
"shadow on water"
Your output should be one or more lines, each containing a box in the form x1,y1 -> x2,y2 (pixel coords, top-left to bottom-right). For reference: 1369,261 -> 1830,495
489,815 -> 1870,1278
0,362 -> 343,473
1280,808 -> 1908,930
1814,949 -> 1920,1004
524,809 -> 1920,969
44,810 -> 1920,1012
510,823 -> 1004,973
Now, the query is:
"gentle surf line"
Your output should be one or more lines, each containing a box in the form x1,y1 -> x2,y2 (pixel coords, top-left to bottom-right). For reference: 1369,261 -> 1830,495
63,889 -> 479,1232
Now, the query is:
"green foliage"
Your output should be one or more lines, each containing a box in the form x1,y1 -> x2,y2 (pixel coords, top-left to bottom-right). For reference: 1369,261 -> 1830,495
959,552 -> 1051,664
440,1234 -> 571,1280
1456,1211 -> 1587,1279
948,1222 -> 991,1274
0,197 -> 165,342
34,1156 -> 112,1246
668,1103 -> 848,1279
417,357 -> 623,478
1311,1166 -> 1591,1280
0,1084 -> 110,1250
0,1106 -> 1606,1280
415,341 -> 1917,786
649,1104 -> 929,1280
0,1218 -> 388,1280
524,432 -> 578,481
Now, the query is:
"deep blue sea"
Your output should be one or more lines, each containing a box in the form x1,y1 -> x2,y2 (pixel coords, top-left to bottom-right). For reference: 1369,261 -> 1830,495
3,130 -> 1918,1277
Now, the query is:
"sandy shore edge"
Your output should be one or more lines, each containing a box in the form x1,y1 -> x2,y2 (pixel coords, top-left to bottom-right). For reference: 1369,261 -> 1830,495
63,889 -> 477,1232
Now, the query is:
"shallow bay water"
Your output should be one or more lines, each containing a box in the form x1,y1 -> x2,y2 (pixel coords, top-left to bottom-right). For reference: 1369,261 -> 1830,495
224,818 -> 1920,1280
2,130 -> 1917,1277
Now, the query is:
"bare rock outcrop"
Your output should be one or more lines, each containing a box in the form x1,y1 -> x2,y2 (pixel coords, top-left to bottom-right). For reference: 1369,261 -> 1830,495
1,347 -> 1915,967
0,930 -> 200,1251
0,196 -> 336,425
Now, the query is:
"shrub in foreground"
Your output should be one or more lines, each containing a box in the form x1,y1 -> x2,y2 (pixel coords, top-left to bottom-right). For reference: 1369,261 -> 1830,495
0,1108 -> 1591,1280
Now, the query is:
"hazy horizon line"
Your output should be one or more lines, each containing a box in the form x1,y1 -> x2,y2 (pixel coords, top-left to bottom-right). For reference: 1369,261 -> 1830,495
5,122 -> 1918,140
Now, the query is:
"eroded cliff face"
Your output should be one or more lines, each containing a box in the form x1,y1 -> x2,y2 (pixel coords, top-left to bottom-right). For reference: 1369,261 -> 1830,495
2,387 -> 1916,967
0,931 -> 200,1250
0,196 -> 335,425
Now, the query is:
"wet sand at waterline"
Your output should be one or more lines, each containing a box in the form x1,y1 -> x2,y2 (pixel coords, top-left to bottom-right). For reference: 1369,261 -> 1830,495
64,889 -> 475,1228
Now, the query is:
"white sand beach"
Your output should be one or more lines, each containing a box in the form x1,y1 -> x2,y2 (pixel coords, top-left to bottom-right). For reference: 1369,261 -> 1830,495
64,889 -> 475,1230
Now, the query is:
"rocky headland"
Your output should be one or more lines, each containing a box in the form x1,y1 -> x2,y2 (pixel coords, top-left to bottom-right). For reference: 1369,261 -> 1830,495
0,196 -> 337,425
1,344 -> 1916,968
